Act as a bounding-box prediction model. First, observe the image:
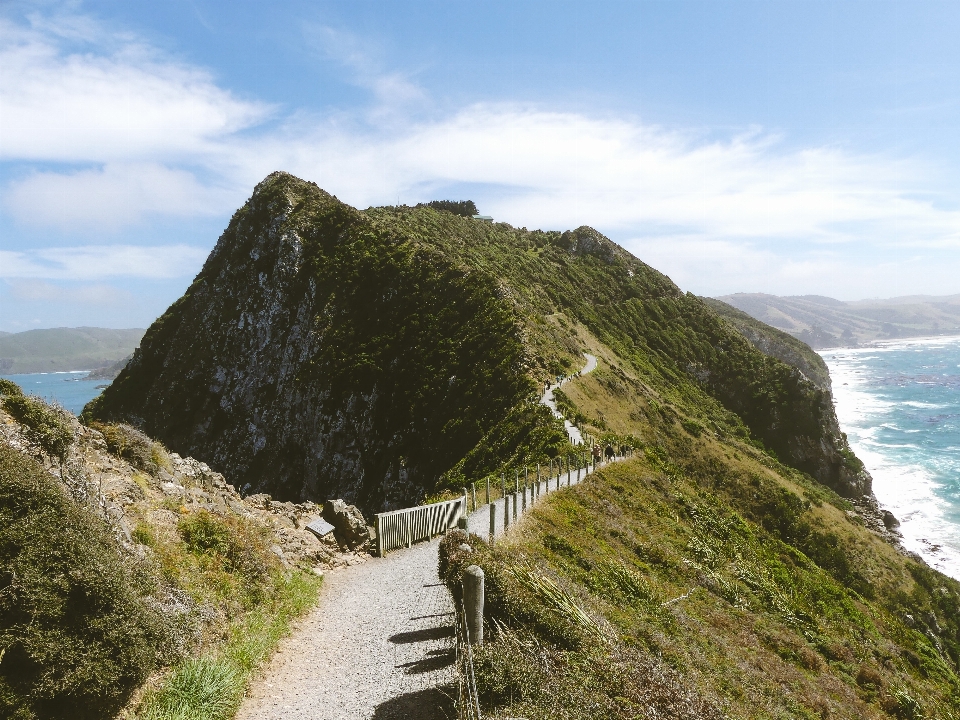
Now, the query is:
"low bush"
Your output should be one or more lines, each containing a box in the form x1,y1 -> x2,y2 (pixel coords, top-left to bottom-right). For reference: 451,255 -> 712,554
1,395 -> 72,460
173,510 -> 276,608
88,421 -> 168,474
0,444 -> 172,720
0,379 -> 23,398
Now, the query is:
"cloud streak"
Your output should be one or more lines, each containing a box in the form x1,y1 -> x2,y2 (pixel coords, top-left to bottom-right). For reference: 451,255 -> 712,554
0,245 -> 209,280
1,12 -> 958,298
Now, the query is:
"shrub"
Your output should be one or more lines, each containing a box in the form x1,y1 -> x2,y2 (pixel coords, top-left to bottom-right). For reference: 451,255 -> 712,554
0,379 -> 23,398
420,199 -> 478,217
177,511 -> 276,604
1,395 -> 72,460
88,421 -> 167,474
0,443 -> 171,720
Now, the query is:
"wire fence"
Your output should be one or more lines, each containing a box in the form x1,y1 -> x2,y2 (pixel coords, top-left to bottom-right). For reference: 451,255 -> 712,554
454,596 -> 482,720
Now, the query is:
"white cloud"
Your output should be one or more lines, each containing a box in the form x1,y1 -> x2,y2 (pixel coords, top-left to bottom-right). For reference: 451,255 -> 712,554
0,245 -> 209,280
0,16 -> 270,163
276,107 -> 960,250
2,12 -> 959,298
5,278 -> 134,306
4,162 -> 233,230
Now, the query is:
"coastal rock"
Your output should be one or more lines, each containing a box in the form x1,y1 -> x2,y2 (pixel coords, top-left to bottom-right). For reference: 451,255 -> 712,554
882,509 -> 901,531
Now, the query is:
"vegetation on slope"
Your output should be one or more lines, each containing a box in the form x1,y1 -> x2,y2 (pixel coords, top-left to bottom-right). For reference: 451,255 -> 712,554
86,173 -> 864,510
366,205 -> 867,497
0,443 -> 171,720
0,384 -> 324,720
441,421 -> 960,718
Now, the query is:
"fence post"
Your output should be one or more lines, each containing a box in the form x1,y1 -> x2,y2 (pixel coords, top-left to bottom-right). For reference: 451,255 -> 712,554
405,512 -> 412,548
537,463 -> 541,499
486,477 -> 490,505
471,483 -> 477,513
567,456 -> 571,486
463,565 -> 485,645
489,502 -> 496,541
376,514 -> 383,557
512,492 -> 518,522
504,495 -> 510,530
522,467 -> 528,512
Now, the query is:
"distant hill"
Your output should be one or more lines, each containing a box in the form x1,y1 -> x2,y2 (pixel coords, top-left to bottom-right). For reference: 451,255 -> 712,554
0,328 -> 144,374
716,292 -> 960,348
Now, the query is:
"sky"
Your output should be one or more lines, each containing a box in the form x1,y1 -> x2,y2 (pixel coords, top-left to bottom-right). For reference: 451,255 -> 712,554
2,0 -> 960,331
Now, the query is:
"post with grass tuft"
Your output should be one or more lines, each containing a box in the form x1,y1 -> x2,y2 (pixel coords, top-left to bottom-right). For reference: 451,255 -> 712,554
463,565 -> 485,645
489,501 -> 496,541
485,476 -> 491,506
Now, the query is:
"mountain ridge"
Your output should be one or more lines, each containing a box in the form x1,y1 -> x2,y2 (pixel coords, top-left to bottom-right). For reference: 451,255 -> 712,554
85,171 -> 868,512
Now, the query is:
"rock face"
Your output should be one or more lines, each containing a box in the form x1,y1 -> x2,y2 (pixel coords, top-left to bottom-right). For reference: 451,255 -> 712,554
702,297 -> 872,498
85,172 -> 529,513
85,170 -> 873,510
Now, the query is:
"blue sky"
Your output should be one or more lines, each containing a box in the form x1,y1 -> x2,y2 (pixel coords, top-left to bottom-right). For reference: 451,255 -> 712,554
2,0 -> 959,331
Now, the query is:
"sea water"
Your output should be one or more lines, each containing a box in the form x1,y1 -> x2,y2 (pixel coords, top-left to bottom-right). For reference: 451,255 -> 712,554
820,337 -> 960,580
1,372 -> 106,416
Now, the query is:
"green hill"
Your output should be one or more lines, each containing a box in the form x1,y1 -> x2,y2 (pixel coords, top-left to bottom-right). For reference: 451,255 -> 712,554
76,172 -> 960,717
86,172 -> 865,510
0,327 -> 144,374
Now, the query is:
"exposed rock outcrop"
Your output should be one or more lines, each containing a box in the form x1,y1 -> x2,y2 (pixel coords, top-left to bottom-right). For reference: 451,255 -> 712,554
85,173 -> 529,513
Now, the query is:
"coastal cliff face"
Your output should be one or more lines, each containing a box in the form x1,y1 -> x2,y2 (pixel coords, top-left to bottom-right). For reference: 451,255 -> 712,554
86,172 -> 869,510
703,297 -> 871,498
85,174 -> 531,511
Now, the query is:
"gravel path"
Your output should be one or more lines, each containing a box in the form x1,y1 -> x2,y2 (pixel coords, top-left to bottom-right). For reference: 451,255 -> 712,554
236,354 -> 603,719
541,353 -> 598,445
235,540 -> 456,720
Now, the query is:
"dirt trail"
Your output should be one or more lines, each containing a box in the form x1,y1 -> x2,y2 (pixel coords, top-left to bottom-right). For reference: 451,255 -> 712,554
540,353 -> 597,444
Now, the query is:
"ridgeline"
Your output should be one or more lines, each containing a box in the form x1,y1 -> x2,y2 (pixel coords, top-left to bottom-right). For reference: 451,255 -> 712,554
64,171 -> 960,718
85,172 -> 866,513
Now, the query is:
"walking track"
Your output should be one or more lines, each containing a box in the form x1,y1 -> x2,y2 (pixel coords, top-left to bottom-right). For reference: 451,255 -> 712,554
235,355 -> 599,719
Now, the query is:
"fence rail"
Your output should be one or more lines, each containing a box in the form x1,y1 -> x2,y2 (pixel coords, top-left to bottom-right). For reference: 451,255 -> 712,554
375,496 -> 466,557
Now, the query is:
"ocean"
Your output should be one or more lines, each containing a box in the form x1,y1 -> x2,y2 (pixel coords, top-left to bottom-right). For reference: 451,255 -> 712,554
1,371 -> 106,416
821,336 -> 960,580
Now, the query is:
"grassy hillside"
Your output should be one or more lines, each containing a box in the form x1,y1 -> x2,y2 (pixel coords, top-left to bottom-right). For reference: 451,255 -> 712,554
440,362 -> 960,719
718,292 -> 960,348
0,380 -> 329,720
0,327 -> 144,374
86,173 -> 866,510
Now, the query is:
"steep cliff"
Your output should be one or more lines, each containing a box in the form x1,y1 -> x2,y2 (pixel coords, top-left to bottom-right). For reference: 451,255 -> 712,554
85,172 -> 868,510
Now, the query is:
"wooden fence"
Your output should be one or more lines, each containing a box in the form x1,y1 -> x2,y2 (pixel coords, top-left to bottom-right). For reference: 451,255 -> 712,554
375,496 -> 466,557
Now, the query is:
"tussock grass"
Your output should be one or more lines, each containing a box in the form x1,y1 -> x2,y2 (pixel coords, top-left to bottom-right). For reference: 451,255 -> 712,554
136,571 -> 320,720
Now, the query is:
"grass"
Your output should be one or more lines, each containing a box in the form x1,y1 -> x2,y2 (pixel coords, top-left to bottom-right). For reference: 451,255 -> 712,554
436,365 -> 960,719
136,571 -> 321,720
